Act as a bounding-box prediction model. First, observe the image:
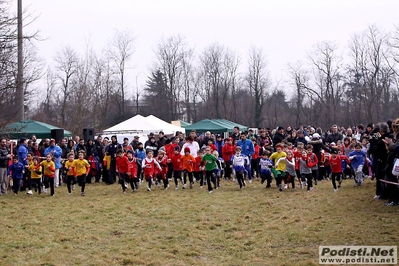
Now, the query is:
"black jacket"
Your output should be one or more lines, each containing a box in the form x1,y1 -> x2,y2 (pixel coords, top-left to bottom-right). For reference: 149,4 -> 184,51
0,146 -> 10,168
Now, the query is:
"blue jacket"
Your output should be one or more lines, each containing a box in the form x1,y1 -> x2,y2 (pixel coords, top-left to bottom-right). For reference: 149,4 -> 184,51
237,139 -> 254,157
349,150 -> 367,170
44,145 -> 63,169
8,162 -> 24,179
17,144 -> 28,166
134,149 -> 146,164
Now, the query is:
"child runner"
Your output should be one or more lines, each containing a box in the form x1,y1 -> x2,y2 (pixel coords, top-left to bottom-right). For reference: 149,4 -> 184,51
201,146 -> 218,193
7,156 -> 24,196
231,146 -> 249,189
349,143 -> 368,186
26,152 -> 33,195
181,147 -> 195,189
299,150 -> 313,192
270,143 -> 287,191
325,149 -> 350,191
74,150 -> 90,196
155,147 -> 168,190
116,149 -> 130,193
193,149 -> 205,188
134,142 -> 146,182
251,138 -> 260,179
35,154 -> 55,196
277,150 -> 296,190
259,151 -> 273,188
170,146 -> 184,189
306,144 -> 319,185
28,156 -> 42,195
64,152 -> 76,195
126,150 -> 139,192
142,150 -> 162,191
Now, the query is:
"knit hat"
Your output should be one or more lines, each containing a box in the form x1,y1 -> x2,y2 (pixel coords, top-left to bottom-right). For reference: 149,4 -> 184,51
184,147 -> 190,153
277,126 -> 284,131
19,138 -> 26,144
158,147 -> 166,153
275,143 -> 283,149
50,139 -> 56,143
174,146 -> 180,151
367,123 -> 373,129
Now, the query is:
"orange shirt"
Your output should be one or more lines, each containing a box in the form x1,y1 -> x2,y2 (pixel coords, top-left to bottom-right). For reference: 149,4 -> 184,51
181,154 -> 195,172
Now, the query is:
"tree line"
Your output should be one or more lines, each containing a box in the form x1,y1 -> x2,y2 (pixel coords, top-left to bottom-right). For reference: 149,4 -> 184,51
0,1 -> 398,136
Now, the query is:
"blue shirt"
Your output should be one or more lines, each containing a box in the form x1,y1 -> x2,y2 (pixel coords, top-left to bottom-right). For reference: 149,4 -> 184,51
17,144 -> 28,166
349,150 -> 367,169
237,139 -> 254,157
44,145 -> 63,169
8,162 -> 24,179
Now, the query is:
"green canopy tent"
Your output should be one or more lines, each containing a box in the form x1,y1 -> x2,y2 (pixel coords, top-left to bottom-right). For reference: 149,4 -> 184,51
213,119 -> 247,132
184,119 -> 233,134
0,119 -> 72,139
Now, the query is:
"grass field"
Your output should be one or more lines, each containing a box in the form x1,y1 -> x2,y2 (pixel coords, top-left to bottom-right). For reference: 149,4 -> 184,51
0,177 -> 398,266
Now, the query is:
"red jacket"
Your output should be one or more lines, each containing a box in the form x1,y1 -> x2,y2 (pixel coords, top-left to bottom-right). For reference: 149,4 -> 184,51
252,145 -> 260,160
193,156 -> 203,172
116,156 -> 129,174
170,153 -> 183,171
222,143 -> 235,162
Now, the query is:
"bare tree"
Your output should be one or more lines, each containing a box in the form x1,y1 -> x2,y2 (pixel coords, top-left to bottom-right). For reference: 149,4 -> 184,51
247,46 -> 269,126
107,29 -> 135,119
54,46 -> 78,125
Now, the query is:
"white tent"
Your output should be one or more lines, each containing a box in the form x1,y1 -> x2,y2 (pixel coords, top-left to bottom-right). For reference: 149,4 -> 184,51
103,114 -> 181,136
146,115 -> 185,135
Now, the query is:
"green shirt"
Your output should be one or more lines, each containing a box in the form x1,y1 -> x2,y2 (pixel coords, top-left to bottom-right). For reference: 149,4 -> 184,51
202,153 -> 218,171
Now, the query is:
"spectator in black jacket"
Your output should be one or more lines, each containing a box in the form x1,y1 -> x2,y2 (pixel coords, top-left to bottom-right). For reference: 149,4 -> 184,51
325,124 -> 343,144
0,138 -> 11,194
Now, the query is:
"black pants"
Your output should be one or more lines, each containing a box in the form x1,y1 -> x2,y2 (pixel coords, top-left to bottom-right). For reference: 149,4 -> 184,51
130,177 -> 139,190
205,170 -> 215,192
331,172 -> 342,190
173,170 -> 182,186
136,163 -> 143,181
301,173 -> 313,191
31,178 -> 41,194
166,163 -> 173,180
194,171 -> 204,186
260,171 -> 272,187
284,173 -> 295,189
375,160 -> 386,198
118,173 -> 128,191
12,178 -> 22,194
251,158 -> 259,178
183,170 -> 194,185
224,161 -> 232,179
66,175 -> 77,193
108,159 -> 116,184
43,175 -> 55,196
235,169 -> 245,188
156,174 -> 168,189
311,169 -> 318,183
77,174 -> 86,193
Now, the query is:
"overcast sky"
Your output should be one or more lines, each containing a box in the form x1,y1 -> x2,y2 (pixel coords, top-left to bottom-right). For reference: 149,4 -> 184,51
18,0 -> 399,96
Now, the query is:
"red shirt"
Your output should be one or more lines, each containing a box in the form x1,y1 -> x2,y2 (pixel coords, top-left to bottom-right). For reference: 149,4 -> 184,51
156,155 -> 168,178
326,155 -> 350,173
170,153 -> 183,171
293,150 -> 303,170
127,157 -> 137,178
193,156 -> 203,172
222,143 -> 235,162
252,145 -> 260,160
116,156 -> 129,174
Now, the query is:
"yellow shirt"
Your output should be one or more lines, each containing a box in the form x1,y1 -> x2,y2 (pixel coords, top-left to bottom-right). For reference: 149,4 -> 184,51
28,164 -> 42,179
65,160 -> 75,176
270,151 -> 287,172
39,160 -> 55,177
104,155 -> 111,170
73,159 -> 90,176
